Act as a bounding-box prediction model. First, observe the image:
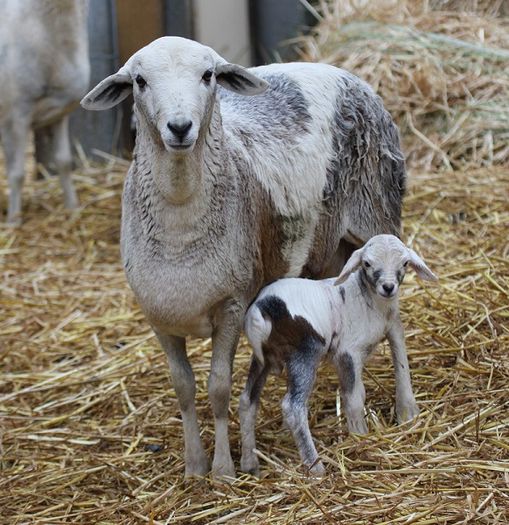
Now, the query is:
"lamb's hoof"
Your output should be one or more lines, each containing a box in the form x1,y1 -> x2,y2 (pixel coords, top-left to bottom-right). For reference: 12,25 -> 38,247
64,196 -> 79,210
396,401 -> 420,424
240,456 -> 260,477
211,458 -> 236,481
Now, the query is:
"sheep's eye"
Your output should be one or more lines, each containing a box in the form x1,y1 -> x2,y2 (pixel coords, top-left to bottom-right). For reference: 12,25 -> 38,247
202,69 -> 213,82
403,261 -> 409,267
363,261 -> 371,268
135,74 -> 147,88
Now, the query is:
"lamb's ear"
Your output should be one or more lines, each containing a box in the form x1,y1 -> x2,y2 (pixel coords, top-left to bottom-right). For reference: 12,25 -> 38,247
216,63 -> 269,96
81,67 -> 132,110
334,247 -> 364,285
408,248 -> 438,281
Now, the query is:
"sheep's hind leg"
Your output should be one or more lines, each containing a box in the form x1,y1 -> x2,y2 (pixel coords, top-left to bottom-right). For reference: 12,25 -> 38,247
156,332 -> 209,477
2,117 -> 30,225
239,356 -> 270,476
50,116 -> 79,210
282,341 -> 325,476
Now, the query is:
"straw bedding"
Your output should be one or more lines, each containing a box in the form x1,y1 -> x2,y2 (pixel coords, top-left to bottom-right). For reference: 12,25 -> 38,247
302,0 -> 509,172
0,153 -> 508,523
1,2 -> 508,519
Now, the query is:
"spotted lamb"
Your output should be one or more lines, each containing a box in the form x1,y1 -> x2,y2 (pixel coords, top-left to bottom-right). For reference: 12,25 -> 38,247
240,234 -> 437,476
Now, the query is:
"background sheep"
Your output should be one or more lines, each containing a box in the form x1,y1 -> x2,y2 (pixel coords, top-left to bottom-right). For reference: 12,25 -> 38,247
81,36 -> 405,478
0,0 -> 90,224
240,234 -> 438,476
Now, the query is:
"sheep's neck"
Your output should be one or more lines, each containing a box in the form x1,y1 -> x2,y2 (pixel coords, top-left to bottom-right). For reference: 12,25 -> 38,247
136,104 -> 226,230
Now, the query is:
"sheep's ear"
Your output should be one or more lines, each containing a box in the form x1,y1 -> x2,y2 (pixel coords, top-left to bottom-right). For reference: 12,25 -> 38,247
216,63 -> 269,96
334,248 -> 363,285
81,67 -> 132,110
408,249 -> 438,281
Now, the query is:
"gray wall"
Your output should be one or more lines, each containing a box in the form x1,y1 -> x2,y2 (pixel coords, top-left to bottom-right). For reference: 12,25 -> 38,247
69,0 -> 121,158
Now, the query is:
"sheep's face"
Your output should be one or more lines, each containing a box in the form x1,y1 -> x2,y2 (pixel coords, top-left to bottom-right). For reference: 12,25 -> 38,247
360,236 -> 412,299
80,37 -> 268,156
335,234 -> 438,297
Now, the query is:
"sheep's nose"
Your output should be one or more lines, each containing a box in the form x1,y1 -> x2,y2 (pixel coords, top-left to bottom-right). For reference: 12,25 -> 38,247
167,120 -> 192,141
382,283 -> 395,294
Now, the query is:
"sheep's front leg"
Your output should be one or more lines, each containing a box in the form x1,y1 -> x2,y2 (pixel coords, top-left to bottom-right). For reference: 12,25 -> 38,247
209,301 -> 244,479
335,351 -> 368,434
282,347 -> 324,476
156,332 -> 209,477
387,319 -> 419,423
239,356 -> 269,476
2,117 -> 30,224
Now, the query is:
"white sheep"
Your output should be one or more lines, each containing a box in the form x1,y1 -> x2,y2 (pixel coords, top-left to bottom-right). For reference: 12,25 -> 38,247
240,234 -> 437,476
0,0 -> 90,224
81,37 -> 406,478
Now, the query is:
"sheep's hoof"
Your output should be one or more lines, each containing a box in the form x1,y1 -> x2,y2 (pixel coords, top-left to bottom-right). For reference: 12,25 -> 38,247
348,419 -> 369,435
64,195 -> 80,210
211,458 -> 236,481
308,461 -> 326,478
396,401 -> 420,424
240,456 -> 260,477
184,455 -> 210,478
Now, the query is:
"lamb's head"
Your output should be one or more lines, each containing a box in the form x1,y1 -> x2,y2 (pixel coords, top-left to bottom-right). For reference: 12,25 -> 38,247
335,234 -> 437,299
80,37 -> 268,155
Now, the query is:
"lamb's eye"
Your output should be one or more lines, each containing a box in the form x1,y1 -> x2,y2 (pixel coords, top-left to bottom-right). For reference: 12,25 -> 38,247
202,69 -> 213,82
403,261 -> 409,267
364,261 -> 371,268
135,74 -> 147,88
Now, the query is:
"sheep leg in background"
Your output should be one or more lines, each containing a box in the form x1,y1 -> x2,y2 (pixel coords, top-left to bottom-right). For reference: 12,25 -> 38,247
239,356 -> 270,475
335,351 -> 368,434
156,332 -> 209,477
2,117 -> 30,225
49,117 -> 79,210
387,319 -> 420,423
282,346 -> 325,475
209,301 -> 244,478
34,126 -> 53,179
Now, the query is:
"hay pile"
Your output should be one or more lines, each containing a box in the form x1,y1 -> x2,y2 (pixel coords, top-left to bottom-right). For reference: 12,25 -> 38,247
0,155 -> 508,523
302,0 -> 509,171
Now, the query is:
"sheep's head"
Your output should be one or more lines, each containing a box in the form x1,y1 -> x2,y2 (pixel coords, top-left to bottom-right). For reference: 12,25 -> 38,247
80,37 -> 268,155
335,234 -> 437,299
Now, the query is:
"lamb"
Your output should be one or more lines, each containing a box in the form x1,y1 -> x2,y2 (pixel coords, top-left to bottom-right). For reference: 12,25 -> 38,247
240,234 -> 438,476
0,0 -> 90,224
80,36 -> 406,478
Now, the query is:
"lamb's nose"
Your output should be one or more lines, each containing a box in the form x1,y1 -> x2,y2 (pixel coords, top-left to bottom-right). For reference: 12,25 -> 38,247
167,120 -> 192,140
382,283 -> 395,294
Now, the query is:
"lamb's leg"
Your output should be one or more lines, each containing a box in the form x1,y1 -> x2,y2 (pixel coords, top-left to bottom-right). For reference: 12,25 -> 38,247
282,345 -> 324,476
335,351 -> 368,434
239,356 -> 269,476
2,118 -> 30,225
156,332 -> 209,477
50,117 -> 79,209
387,319 -> 419,423
209,301 -> 244,478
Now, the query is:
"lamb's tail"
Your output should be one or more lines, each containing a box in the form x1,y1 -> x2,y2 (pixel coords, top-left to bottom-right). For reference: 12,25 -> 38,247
244,303 -> 272,366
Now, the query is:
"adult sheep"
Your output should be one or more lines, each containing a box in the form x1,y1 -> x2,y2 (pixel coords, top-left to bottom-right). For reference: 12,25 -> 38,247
81,37 -> 405,478
0,0 -> 90,224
